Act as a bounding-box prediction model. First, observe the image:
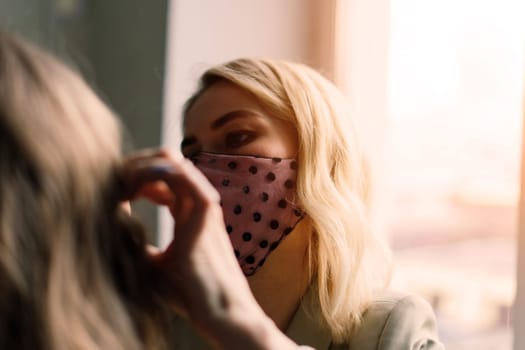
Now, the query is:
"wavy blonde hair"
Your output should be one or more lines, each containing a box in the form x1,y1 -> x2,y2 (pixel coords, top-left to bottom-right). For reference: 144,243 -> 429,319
0,32 -> 169,349
184,58 -> 392,343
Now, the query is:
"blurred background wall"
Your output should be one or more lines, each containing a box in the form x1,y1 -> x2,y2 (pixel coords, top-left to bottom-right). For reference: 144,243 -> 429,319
0,0 -> 168,241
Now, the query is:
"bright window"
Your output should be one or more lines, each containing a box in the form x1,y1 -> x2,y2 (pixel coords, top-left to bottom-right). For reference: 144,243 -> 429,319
384,1 -> 525,349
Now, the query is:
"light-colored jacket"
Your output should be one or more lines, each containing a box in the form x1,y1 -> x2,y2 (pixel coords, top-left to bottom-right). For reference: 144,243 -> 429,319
288,288 -> 445,349
171,287 -> 445,349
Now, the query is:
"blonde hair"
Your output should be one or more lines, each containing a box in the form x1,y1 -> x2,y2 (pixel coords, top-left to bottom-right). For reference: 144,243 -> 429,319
184,58 -> 392,343
0,32 -> 169,349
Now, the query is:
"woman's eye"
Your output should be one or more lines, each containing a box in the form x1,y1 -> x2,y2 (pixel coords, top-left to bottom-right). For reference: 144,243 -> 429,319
225,131 -> 255,149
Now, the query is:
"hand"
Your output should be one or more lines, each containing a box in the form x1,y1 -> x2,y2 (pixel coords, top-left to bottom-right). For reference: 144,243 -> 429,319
119,148 -> 177,211
119,149 -> 243,309
120,149 -> 300,349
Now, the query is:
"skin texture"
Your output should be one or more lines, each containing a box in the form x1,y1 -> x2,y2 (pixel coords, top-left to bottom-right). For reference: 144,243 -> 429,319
182,81 -> 312,331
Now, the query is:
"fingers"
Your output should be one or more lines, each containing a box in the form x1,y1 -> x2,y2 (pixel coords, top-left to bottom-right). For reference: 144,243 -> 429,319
140,156 -> 249,321
155,158 -> 221,234
123,147 -> 179,162
119,148 -> 180,203
161,157 -> 220,210
120,149 -> 230,266
119,147 -> 220,226
137,181 -> 173,206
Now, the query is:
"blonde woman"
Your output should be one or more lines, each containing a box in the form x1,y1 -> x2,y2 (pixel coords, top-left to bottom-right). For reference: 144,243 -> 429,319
176,58 -> 444,349
0,32 -> 308,350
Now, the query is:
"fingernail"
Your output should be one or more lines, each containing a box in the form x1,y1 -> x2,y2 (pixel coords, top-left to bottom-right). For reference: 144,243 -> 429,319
151,164 -> 175,174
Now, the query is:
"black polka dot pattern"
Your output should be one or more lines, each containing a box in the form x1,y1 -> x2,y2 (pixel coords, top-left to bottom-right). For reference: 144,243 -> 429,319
191,151 -> 305,276
234,205 -> 242,215
266,172 -> 276,182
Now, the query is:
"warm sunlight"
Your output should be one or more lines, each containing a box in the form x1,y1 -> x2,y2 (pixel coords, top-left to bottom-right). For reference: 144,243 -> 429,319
385,0 -> 525,349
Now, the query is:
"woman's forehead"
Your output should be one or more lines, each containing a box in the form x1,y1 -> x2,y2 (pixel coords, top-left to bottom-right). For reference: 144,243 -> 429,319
184,82 -> 268,129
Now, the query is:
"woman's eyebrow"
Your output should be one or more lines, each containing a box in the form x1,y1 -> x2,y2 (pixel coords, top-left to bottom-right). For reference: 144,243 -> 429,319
211,110 -> 258,130
181,110 -> 261,150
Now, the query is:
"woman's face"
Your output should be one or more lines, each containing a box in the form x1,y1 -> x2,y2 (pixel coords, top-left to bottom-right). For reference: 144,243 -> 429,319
182,81 -> 298,159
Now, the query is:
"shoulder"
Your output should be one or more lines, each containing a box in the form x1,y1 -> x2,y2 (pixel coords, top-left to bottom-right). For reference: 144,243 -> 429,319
343,292 -> 445,350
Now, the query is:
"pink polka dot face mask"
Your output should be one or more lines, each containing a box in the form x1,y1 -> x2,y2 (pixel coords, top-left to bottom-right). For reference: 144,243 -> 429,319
191,152 -> 304,276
